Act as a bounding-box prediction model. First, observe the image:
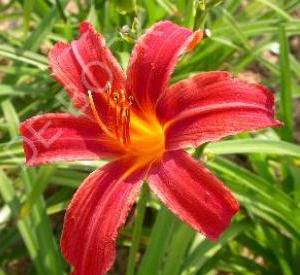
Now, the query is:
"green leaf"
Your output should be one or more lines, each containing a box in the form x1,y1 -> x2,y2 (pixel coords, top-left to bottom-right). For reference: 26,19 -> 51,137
0,44 -> 48,69
115,0 -> 136,13
55,0 -> 67,21
0,170 -> 44,274
278,24 -> 293,141
126,183 -> 149,275
1,99 -> 20,138
207,157 -> 300,241
205,139 -> 300,158
256,0 -> 292,21
23,0 -> 36,35
137,207 -> 177,275
181,220 -> 252,275
20,168 -> 64,274
24,0 -> 68,51
20,166 -> 56,219
161,223 -> 195,275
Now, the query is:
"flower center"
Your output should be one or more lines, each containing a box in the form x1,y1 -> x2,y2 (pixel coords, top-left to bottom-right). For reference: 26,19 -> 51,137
88,85 -> 165,163
127,113 -> 165,162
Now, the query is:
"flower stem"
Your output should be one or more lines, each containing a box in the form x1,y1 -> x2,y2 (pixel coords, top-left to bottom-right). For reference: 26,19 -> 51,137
193,142 -> 208,159
193,0 -> 208,30
126,182 -> 149,275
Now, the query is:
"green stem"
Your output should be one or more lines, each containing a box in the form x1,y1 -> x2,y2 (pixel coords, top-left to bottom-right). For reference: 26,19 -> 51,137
193,1 -> 207,30
193,142 -> 208,159
55,0 -> 67,22
193,0 -> 225,30
126,183 -> 149,275
194,9 -> 208,30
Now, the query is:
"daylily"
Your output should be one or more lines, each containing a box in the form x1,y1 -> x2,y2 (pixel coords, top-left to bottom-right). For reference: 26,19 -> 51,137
20,21 -> 281,275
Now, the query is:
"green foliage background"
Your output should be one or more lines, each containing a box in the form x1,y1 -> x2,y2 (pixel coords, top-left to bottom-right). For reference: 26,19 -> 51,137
0,0 -> 300,274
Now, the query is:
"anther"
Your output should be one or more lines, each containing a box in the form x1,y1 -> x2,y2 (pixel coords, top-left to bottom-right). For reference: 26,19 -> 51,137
128,95 -> 134,105
113,92 -> 119,104
104,82 -> 112,100
105,82 -> 112,119
111,91 -> 119,138
105,81 -> 112,93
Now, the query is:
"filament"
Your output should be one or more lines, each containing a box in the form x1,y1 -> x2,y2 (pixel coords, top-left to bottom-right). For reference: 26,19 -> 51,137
88,87 -> 132,145
88,90 -> 115,139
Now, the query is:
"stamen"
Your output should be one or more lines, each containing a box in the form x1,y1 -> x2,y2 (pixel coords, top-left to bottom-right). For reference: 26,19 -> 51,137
121,94 -> 132,144
128,95 -> 134,104
88,90 -> 114,138
88,88 -> 133,145
106,82 -> 112,94
126,96 -> 133,144
105,82 -> 112,113
120,90 -> 126,103
119,90 -> 126,128
113,92 -> 120,138
124,108 -> 131,144
113,92 -> 119,104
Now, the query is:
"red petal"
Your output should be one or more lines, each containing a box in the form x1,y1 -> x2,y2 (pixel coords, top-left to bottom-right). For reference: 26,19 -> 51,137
127,21 -> 202,115
148,150 -> 239,240
61,158 -> 146,275
20,113 -> 124,166
156,72 -> 282,150
49,22 -> 125,119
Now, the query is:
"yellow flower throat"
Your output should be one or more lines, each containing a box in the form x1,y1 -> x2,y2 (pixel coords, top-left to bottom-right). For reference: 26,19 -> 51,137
88,86 -> 165,164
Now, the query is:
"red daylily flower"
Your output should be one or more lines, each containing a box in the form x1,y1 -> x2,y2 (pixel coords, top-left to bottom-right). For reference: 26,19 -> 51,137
20,21 -> 281,275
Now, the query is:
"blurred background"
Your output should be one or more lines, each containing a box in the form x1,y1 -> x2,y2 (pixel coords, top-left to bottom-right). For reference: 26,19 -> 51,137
0,0 -> 300,274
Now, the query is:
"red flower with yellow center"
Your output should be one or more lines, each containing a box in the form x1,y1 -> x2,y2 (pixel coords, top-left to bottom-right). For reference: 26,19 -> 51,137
20,21 -> 281,275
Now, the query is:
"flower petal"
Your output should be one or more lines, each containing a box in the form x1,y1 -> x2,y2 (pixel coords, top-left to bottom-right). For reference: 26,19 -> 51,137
156,72 -> 282,150
147,150 -> 239,240
61,158 -> 146,275
49,22 -> 126,119
127,21 -> 202,115
20,113 -> 124,166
